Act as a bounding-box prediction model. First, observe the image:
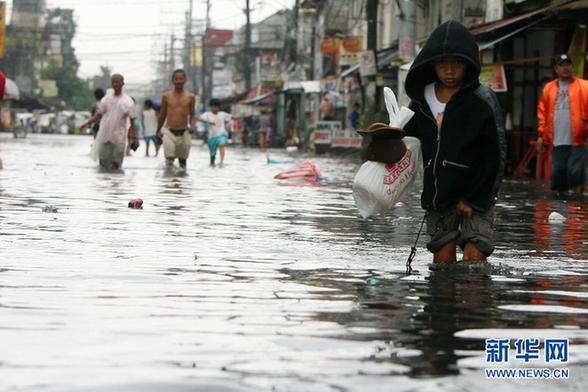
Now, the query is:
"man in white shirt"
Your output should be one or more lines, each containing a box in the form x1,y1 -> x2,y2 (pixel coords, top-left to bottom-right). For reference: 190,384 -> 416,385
82,74 -> 136,170
200,98 -> 232,167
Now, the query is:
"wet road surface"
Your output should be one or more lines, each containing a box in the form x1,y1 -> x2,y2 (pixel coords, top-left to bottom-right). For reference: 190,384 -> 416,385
1,134 -> 587,391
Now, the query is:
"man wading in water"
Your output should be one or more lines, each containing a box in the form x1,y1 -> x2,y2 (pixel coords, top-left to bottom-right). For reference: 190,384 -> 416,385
156,69 -> 211,170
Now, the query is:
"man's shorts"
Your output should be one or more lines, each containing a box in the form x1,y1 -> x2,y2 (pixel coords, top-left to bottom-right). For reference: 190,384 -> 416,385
551,145 -> 587,191
207,134 -> 228,157
144,135 -> 158,143
98,142 -> 125,169
163,128 -> 191,160
425,206 -> 495,257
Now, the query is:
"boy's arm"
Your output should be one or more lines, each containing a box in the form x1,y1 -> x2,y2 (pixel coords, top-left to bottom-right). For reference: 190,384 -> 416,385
403,101 -> 418,137
156,95 -> 167,137
461,109 -> 506,212
195,113 -> 215,125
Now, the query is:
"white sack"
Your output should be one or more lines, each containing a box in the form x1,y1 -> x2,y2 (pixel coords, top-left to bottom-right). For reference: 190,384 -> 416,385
353,136 -> 422,219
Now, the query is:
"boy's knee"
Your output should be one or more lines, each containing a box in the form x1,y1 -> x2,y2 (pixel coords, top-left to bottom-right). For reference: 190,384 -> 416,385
433,242 -> 457,263
463,243 -> 487,261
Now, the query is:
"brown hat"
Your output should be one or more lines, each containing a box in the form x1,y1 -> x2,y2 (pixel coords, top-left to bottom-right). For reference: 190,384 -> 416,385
366,138 -> 407,164
357,122 -> 405,140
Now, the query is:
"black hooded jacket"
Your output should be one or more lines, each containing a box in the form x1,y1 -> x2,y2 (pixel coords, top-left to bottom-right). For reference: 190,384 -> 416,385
404,20 -> 506,213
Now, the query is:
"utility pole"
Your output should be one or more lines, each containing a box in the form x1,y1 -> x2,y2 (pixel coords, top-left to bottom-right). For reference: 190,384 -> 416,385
244,0 -> 252,92
185,0 -> 194,90
170,32 -> 175,73
202,0 -> 211,106
366,0 -> 378,51
292,0 -> 299,66
399,0 -> 416,61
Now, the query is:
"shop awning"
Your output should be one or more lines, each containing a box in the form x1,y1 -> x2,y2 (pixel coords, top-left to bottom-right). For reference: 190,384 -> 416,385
471,1 -> 582,50
377,50 -> 400,68
477,14 -> 552,50
283,80 -> 320,94
241,91 -> 274,105
239,86 -> 275,104
470,1 -> 567,36
339,63 -> 360,79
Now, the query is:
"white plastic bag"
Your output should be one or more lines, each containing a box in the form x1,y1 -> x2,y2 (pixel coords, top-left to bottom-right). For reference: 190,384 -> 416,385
383,87 -> 414,129
353,136 -> 422,219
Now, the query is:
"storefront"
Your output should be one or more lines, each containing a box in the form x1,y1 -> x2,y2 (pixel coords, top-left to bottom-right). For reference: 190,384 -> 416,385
472,0 -> 588,175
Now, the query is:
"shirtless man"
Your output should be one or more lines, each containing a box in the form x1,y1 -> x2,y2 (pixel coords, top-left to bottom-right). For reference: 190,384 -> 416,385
156,69 -> 209,169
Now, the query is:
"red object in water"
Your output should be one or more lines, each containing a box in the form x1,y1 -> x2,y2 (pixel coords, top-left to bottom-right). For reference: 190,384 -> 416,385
128,198 -> 143,209
274,161 -> 320,181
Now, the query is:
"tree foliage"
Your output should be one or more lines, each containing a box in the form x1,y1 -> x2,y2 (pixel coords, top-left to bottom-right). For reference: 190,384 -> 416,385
40,60 -> 94,110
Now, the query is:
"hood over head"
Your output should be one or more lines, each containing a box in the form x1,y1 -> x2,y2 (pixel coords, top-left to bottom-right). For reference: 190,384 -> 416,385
405,20 -> 480,101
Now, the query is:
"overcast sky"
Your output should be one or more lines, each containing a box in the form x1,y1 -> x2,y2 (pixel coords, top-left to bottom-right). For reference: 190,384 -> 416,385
8,0 -> 295,86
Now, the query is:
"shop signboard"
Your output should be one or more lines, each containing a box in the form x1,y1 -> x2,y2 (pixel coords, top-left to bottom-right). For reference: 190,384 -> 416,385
359,50 -> 376,77
342,36 -> 363,53
313,121 -> 341,153
340,52 -> 359,67
479,64 -> 507,92
320,38 -> 341,55
0,2 -> 6,59
485,0 -> 503,23
331,129 -> 362,149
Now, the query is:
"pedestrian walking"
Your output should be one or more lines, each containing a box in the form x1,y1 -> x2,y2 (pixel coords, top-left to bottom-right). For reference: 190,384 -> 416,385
81,74 -> 137,171
258,105 -> 272,149
200,98 -> 233,167
536,54 -> 588,195
403,20 -> 506,264
90,88 -> 106,139
156,69 -> 208,170
320,95 -> 335,121
142,99 -> 160,157
349,102 -> 360,130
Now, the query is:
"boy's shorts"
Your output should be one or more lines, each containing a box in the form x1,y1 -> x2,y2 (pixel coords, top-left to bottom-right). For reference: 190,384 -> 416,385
144,135 -> 157,143
163,128 -> 191,160
207,134 -> 227,157
425,206 -> 495,257
98,142 -> 125,169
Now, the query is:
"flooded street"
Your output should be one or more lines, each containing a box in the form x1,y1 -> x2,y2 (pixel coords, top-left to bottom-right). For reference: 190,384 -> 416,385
1,134 -> 588,391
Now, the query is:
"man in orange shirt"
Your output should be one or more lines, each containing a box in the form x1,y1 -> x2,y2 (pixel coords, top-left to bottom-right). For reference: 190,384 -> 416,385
537,54 -> 588,195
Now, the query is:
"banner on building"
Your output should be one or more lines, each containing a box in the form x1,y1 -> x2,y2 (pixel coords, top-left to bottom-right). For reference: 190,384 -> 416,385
0,2 -> 6,59
212,69 -> 233,99
399,37 -> 415,61
320,37 -> 341,55
342,36 -> 363,53
568,25 -> 587,78
479,64 -> 507,92
485,0 -> 503,23
340,52 -> 359,67
191,39 -> 202,67
260,52 -> 280,82
39,80 -> 58,98
359,50 -> 376,77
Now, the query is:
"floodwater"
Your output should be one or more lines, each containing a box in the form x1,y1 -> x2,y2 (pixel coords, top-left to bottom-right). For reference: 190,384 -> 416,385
1,134 -> 587,392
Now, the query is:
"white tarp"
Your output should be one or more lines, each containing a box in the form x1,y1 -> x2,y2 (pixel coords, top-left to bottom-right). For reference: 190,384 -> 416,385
5,78 -> 20,98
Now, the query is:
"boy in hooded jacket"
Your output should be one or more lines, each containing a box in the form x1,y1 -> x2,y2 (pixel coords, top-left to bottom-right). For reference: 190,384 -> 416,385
404,21 -> 506,263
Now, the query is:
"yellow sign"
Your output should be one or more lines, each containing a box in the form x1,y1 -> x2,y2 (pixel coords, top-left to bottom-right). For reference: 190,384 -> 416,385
191,39 -> 202,67
480,64 -> 507,92
568,25 -> 587,78
0,2 -> 6,59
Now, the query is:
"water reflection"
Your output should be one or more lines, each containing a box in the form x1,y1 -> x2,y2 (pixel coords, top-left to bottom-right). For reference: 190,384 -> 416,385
1,135 -> 588,391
